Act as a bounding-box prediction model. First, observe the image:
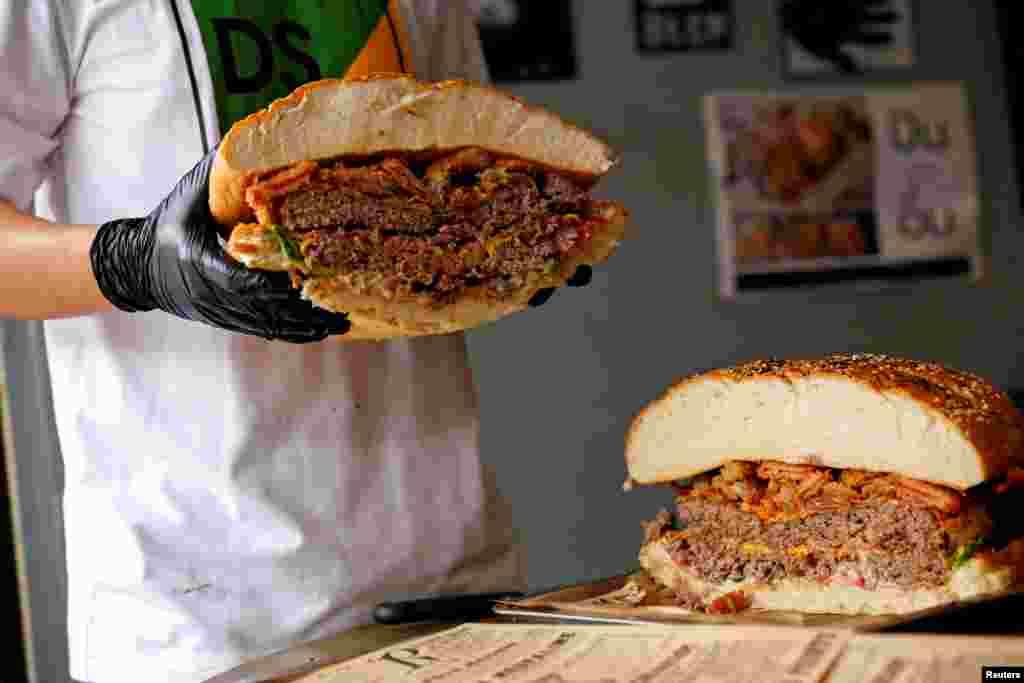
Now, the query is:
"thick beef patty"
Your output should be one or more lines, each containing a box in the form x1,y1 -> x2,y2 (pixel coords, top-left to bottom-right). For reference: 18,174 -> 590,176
669,498 -> 950,589
262,148 -> 597,301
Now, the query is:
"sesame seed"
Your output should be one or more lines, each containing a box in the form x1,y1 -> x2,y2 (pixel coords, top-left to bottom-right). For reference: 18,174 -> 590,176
703,353 -> 1023,458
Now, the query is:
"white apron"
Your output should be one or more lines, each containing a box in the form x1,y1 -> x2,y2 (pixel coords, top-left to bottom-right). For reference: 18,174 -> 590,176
0,1 -> 523,681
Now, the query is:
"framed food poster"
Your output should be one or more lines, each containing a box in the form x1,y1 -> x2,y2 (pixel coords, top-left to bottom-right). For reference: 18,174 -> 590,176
703,83 -> 982,299
476,0 -> 578,82
778,0 -> 917,78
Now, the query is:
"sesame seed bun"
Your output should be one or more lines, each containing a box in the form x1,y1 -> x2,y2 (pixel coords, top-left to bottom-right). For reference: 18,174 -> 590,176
625,354 -> 1024,490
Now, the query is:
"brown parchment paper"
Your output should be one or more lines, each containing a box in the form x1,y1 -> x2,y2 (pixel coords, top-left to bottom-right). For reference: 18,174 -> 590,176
493,573 -> 1022,632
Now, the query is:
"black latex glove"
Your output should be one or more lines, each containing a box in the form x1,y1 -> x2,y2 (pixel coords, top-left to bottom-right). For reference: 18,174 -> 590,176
778,0 -> 901,74
90,150 -> 350,343
527,265 -> 593,308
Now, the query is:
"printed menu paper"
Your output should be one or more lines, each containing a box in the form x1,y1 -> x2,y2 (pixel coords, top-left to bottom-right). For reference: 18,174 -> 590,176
290,622 -> 1024,683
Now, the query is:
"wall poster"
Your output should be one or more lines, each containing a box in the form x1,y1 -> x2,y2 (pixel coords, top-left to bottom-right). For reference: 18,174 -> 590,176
703,83 -> 981,299
476,0 -> 578,82
778,0 -> 916,78
635,0 -> 734,53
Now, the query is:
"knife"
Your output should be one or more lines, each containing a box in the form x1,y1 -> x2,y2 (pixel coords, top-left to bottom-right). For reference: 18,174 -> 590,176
202,591 -> 525,683
372,590 -> 526,624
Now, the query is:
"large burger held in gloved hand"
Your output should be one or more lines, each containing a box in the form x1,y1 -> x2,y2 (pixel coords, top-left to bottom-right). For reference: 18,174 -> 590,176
209,74 -> 629,341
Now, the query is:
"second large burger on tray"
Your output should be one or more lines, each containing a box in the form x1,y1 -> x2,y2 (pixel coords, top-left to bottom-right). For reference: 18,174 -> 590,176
625,353 -> 1024,615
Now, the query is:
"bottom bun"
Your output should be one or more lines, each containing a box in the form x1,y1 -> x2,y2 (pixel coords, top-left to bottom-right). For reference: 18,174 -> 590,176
639,535 -> 1024,616
227,200 -> 627,341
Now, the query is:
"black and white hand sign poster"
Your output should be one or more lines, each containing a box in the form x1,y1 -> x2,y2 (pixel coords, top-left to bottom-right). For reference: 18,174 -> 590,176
476,0 -> 578,82
779,0 -> 916,77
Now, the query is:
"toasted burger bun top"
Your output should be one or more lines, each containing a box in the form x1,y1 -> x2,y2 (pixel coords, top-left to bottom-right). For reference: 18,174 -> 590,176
209,74 -> 620,226
625,353 -> 1024,491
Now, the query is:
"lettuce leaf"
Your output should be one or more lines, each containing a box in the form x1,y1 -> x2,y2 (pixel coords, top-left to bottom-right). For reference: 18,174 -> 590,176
950,536 -> 985,570
268,224 -> 303,264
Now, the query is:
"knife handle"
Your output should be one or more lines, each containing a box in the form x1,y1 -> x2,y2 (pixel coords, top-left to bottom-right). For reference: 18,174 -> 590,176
373,592 -> 525,624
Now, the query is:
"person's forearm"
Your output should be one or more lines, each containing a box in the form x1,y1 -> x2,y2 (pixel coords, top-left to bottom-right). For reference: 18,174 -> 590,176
0,200 -> 116,319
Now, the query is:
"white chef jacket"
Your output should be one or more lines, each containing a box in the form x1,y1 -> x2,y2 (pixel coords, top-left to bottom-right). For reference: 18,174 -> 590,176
0,2 -> 524,682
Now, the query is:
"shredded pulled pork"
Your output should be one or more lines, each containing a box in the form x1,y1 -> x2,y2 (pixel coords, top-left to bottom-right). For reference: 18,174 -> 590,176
893,477 -> 962,514
685,459 -> 964,522
641,509 -> 674,545
424,147 -> 495,191
246,161 -> 319,206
